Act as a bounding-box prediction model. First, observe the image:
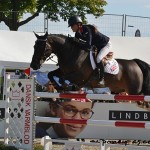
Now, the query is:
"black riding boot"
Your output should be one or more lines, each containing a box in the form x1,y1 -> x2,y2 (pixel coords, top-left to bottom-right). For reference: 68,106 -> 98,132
97,61 -> 104,84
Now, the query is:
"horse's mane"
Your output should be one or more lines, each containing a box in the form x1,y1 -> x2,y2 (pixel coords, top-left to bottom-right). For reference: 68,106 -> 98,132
48,33 -> 86,47
47,34 -> 67,46
49,34 -> 67,39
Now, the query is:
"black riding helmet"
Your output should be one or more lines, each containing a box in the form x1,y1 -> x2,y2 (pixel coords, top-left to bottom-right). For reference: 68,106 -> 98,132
68,15 -> 82,27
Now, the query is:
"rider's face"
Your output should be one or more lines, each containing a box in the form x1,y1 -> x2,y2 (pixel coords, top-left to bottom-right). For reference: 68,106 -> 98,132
71,24 -> 79,32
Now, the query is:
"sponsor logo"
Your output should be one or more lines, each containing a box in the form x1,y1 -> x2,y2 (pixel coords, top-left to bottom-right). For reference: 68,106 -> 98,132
109,110 -> 150,121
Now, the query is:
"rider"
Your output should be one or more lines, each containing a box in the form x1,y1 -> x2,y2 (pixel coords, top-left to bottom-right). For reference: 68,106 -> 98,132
68,15 -> 112,83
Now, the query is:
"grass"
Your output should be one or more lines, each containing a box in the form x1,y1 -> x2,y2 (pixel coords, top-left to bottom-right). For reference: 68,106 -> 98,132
0,142 -> 18,150
34,144 -> 44,150
0,142 -> 45,150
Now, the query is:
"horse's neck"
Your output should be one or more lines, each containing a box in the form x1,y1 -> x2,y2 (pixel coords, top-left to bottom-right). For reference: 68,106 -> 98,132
49,36 -> 89,67
59,46 -> 89,69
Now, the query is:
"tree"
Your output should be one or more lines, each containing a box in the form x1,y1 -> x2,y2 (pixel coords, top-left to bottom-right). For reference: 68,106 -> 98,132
0,0 -> 107,31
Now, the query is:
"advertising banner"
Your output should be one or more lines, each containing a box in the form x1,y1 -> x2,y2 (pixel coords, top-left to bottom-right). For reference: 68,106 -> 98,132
36,101 -> 150,140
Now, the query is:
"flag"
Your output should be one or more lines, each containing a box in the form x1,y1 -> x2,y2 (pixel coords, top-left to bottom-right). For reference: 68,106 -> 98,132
23,67 -> 31,76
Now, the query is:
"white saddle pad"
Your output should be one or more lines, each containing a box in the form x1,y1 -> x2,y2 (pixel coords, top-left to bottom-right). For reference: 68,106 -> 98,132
90,51 -> 119,75
104,59 -> 119,75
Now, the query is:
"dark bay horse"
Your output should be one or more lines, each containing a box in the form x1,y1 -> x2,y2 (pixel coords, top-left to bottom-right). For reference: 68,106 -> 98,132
30,32 -> 150,95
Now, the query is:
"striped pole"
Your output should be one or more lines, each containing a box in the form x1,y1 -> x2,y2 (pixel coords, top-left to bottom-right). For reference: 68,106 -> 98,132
34,116 -> 150,129
35,92 -> 150,102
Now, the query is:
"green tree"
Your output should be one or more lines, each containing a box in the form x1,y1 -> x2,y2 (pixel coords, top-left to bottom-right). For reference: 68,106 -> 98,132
0,0 -> 107,31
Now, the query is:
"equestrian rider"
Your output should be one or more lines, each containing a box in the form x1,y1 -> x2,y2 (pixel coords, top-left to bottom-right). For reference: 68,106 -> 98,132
68,15 -> 112,83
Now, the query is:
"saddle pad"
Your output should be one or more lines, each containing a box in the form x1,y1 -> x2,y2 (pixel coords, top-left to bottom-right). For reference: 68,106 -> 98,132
90,51 -> 119,75
104,59 -> 119,75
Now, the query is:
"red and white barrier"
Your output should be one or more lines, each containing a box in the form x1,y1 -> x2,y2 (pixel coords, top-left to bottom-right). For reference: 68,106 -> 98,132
35,116 -> 150,129
35,92 -> 150,102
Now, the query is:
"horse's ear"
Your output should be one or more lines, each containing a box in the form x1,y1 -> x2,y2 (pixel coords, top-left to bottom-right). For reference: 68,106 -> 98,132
33,31 -> 40,39
44,32 -> 48,38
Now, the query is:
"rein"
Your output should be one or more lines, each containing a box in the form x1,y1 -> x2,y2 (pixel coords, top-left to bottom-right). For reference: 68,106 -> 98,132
46,54 -> 57,64
44,39 -> 58,64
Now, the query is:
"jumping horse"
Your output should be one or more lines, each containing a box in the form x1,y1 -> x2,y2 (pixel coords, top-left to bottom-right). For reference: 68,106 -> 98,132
30,32 -> 150,97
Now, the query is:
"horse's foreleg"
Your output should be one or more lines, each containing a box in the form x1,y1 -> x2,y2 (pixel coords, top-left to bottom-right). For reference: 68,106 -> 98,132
47,68 -> 73,91
47,68 -> 63,90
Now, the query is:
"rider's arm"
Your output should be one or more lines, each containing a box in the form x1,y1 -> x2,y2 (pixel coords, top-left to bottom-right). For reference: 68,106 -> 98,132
82,25 -> 92,46
75,26 -> 92,49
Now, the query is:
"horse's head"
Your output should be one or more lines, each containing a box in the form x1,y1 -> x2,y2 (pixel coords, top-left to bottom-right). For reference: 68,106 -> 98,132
30,32 -> 67,70
30,32 -> 52,70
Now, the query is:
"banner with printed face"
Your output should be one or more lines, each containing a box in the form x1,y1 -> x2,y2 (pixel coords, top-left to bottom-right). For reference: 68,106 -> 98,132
36,100 -> 150,141
4,78 -> 150,144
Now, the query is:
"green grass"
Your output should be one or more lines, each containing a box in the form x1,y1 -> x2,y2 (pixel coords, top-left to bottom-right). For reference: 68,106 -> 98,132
0,142 -> 18,150
34,144 -> 44,150
0,142 -> 44,150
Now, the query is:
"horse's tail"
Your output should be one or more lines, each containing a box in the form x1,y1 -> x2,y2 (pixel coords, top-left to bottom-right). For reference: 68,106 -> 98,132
134,59 -> 150,95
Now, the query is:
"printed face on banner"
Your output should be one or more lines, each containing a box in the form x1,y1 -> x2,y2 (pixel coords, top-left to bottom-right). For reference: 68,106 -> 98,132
51,101 -> 93,138
36,100 -> 94,138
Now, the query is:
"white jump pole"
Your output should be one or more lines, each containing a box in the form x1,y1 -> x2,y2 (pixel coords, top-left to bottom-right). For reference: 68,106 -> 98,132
35,92 -> 150,102
35,116 -> 150,129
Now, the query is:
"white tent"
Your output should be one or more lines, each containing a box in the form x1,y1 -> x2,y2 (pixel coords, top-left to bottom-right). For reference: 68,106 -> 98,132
0,30 -> 150,64
0,30 -> 57,64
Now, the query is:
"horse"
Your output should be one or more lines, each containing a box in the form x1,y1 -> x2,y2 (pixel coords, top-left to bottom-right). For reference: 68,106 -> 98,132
30,32 -> 150,97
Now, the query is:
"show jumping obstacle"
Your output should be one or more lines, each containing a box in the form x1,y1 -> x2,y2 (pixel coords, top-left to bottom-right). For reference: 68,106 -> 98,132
4,77 -> 150,150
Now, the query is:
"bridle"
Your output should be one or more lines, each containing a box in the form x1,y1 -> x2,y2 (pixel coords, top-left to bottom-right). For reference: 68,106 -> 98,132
35,38 -> 57,65
44,42 -> 57,63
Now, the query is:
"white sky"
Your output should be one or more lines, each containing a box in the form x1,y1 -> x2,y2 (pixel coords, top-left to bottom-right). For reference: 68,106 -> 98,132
104,0 -> 150,17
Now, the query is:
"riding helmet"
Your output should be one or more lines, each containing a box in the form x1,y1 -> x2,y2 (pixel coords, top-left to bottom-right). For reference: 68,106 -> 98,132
68,15 -> 82,27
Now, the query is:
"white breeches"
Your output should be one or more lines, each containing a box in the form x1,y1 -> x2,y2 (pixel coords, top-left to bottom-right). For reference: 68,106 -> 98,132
96,41 -> 112,63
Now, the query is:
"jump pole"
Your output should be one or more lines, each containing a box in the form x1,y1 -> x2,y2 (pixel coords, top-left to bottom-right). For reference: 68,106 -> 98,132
35,116 -> 150,129
35,92 -> 150,102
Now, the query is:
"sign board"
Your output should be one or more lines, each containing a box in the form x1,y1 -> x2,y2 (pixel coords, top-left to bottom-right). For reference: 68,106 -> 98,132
5,79 -> 34,150
36,102 -> 150,140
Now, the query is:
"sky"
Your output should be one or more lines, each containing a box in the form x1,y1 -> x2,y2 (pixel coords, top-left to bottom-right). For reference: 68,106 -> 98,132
104,0 -> 150,17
